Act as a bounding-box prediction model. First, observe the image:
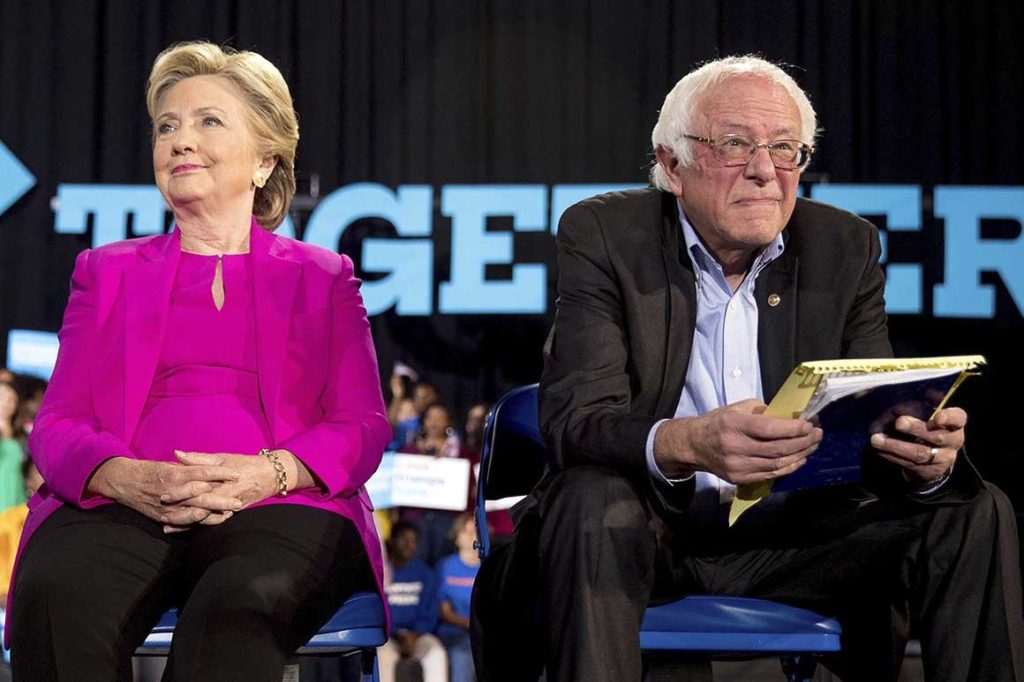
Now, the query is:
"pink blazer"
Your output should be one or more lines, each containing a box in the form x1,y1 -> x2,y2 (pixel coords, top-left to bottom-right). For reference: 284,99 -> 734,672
14,219 -> 393,632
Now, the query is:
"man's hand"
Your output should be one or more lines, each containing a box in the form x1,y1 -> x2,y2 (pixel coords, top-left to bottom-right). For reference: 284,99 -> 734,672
870,407 -> 965,488
654,399 -> 822,485
87,457 -> 243,527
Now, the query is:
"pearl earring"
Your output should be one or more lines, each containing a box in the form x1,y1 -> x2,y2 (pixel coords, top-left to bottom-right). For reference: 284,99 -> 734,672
253,171 -> 266,189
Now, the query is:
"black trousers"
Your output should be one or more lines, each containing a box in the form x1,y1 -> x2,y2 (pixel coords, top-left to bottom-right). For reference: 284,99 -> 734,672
475,465 -> 1024,682
8,503 -> 375,682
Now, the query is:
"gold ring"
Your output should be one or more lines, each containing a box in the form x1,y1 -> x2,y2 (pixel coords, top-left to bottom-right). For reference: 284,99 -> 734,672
926,447 -> 938,465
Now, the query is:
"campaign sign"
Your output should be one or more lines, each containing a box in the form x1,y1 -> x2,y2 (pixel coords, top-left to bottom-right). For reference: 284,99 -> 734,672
366,452 -> 471,511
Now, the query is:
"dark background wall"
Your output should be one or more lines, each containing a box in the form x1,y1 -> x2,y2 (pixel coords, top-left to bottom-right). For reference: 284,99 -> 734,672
0,1 -> 1021,503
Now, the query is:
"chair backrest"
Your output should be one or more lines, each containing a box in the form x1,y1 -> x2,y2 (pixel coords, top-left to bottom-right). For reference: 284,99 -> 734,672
475,384 -> 546,558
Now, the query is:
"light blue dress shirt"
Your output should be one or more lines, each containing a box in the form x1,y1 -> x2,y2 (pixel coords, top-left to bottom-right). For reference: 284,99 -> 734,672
644,202 -> 950,519
645,202 -> 785,525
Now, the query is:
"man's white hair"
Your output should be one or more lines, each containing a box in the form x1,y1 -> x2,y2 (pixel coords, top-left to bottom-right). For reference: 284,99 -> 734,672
650,56 -> 818,191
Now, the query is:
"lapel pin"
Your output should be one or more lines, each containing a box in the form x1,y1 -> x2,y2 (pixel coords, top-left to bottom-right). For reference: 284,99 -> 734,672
767,293 -> 781,307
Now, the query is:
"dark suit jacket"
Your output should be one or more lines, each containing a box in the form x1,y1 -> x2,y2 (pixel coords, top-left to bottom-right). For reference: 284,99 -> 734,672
541,188 -> 887,459
538,189 -> 982,513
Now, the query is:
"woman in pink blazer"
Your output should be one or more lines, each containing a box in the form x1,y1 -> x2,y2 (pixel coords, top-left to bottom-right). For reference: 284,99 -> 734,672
7,42 -> 391,680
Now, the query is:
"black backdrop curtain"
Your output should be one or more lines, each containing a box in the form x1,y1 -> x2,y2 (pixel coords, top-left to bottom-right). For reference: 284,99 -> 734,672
0,1 -> 1021,503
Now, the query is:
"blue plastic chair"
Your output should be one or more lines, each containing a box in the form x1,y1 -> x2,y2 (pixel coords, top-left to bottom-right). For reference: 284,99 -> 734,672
475,384 -> 841,682
137,590 -> 386,682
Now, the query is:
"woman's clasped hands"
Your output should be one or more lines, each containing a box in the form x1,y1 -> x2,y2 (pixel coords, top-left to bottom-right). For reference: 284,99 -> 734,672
89,450 -> 286,533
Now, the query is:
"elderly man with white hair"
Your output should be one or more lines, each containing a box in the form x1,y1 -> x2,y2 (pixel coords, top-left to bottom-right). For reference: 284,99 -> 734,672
472,56 -> 1023,682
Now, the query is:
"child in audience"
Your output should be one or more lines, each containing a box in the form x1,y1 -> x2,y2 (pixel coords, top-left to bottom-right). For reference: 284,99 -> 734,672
435,515 -> 480,682
379,522 -> 448,682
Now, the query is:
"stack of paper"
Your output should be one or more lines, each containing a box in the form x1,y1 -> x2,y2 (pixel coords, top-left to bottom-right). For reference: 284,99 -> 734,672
729,355 -> 985,525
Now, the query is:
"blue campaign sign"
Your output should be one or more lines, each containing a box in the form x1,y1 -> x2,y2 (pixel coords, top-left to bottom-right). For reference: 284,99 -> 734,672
6,329 -> 59,380
0,141 -> 35,216
44,180 -> 1024,320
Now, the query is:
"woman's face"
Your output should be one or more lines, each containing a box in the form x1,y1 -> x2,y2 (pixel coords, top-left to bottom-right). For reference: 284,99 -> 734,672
152,75 -> 268,217
0,384 -> 18,424
465,404 -> 488,441
422,406 -> 451,440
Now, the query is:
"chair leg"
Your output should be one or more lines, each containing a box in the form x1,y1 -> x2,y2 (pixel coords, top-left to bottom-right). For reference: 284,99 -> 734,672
780,654 -> 819,682
361,647 -> 379,682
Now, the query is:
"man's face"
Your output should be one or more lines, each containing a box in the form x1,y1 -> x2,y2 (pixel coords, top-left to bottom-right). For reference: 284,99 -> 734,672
659,75 -> 803,264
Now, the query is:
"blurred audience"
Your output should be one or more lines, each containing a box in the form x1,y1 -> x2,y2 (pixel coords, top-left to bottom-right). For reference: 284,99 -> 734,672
378,522 -> 447,682
394,399 -> 418,433
21,460 -> 42,502
0,382 -> 25,510
435,515 -> 479,682
405,404 -> 460,460
462,404 -> 487,454
388,369 -> 440,450
460,403 -> 514,540
0,371 -> 42,671
385,365 -> 512,562
399,403 -> 465,566
12,377 -> 46,441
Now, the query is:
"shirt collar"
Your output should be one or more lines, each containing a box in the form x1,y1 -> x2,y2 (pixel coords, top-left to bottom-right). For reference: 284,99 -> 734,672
677,200 -> 785,281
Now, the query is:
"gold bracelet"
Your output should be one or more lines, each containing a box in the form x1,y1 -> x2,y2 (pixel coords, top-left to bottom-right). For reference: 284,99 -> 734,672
259,448 -> 288,497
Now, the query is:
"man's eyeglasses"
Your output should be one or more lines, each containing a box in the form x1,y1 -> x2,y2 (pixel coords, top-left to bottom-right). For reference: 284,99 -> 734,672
682,133 -> 814,170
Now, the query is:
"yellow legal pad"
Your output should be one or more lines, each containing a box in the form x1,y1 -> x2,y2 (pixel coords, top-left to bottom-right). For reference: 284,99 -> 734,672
728,355 -> 986,526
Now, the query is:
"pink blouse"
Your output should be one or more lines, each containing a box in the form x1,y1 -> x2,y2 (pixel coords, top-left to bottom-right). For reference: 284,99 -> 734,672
130,252 -> 271,463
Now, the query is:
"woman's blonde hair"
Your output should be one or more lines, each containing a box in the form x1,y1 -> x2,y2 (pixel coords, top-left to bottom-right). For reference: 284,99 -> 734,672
146,41 -> 298,230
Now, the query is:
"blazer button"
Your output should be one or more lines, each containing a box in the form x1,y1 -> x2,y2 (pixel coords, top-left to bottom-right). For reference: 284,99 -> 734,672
767,293 -> 781,307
